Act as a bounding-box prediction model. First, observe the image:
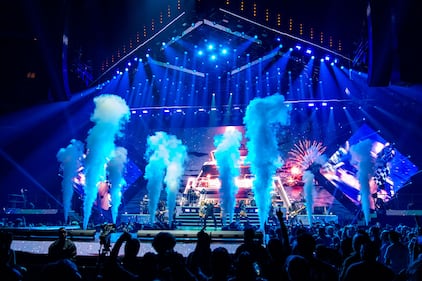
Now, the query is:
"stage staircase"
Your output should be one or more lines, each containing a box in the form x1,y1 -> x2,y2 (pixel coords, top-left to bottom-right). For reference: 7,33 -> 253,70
175,206 -> 278,229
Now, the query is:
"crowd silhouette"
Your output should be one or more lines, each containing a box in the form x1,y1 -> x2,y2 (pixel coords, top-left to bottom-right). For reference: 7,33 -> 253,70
2,209 -> 422,281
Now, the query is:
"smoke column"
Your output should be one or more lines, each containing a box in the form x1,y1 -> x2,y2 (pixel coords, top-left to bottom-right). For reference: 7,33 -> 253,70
83,94 -> 130,229
243,94 -> 290,231
214,127 -> 242,226
164,135 -> 187,226
144,131 -> 170,224
107,146 -> 128,224
56,139 -> 85,223
350,139 -> 374,225
302,170 -> 315,225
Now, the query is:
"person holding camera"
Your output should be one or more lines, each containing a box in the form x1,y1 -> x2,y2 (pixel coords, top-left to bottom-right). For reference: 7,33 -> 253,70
100,231 -> 141,281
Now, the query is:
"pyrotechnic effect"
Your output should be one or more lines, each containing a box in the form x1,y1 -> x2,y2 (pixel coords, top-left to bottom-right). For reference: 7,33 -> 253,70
214,127 -> 242,226
288,140 -> 326,171
144,131 -> 187,226
56,139 -> 85,223
350,139 -> 375,225
163,135 -> 187,227
243,94 -> 290,231
288,140 -> 326,224
107,146 -> 128,224
83,94 -> 130,230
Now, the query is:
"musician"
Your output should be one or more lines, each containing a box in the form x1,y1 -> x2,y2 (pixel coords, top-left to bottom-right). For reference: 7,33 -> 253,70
155,200 -> 167,223
203,201 -> 217,230
187,186 -> 197,206
238,200 -> 247,218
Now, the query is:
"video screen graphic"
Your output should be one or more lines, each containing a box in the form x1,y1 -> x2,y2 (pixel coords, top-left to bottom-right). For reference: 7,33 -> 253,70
320,124 -> 419,208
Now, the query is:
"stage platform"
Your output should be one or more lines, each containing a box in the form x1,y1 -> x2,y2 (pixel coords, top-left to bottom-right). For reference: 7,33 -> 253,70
6,228 -> 244,258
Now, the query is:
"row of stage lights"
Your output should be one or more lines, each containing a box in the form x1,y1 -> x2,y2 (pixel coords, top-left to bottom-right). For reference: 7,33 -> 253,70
129,103 -> 365,116
110,41 -> 347,76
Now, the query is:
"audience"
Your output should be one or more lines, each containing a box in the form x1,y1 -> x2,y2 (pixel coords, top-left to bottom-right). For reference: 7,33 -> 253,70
384,229 -> 410,275
8,212 -> 422,281
0,231 -> 24,281
186,229 -> 212,280
47,227 -> 77,262
341,240 -> 395,281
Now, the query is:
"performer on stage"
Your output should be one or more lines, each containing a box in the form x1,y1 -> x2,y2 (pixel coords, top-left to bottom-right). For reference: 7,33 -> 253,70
155,200 -> 167,223
203,201 -> 218,230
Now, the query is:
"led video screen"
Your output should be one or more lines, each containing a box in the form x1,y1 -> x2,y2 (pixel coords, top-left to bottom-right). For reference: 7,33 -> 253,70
320,124 -> 418,207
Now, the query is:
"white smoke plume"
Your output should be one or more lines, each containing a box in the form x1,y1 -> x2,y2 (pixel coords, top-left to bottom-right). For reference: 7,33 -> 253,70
214,127 -> 242,226
107,146 -> 128,224
350,139 -> 375,225
302,170 -> 315,225
83,94 -> 130,229
56,139 -> 85,223
243,94 -> 290,231
144,131 -> 170,224
163,135 -> 187,226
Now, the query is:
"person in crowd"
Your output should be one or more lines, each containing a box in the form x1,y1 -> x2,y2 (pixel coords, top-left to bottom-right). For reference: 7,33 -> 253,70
265,237 -> 289,281
100,231 -> 141,281
186,230 -> 212,280
406,258 -> 422,281
378,229 -> 391,263
41,258 -> 84,281
384,229 -> 410,275
208,247 -> 234,281
285,254 -> 310,281
342,240 -> 395,281
339,231 -> 370,280
290,231 -> 338,281
48,227 -> 77,262
234,227 -> 270,275
339,224 -> 356,259
229,251 -> 268,281
152,231 -> 197,281
0,231 -> 24,281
